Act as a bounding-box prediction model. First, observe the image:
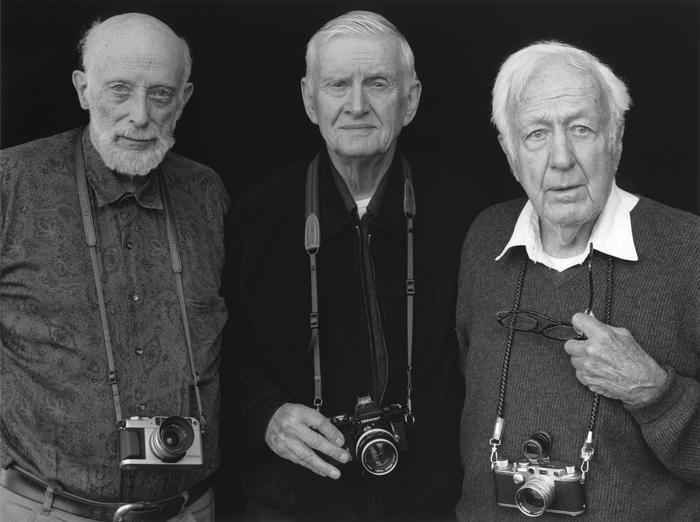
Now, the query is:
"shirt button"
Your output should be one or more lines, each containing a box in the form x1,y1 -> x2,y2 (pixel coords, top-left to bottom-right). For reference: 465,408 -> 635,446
135,348 -> 143,355
132,294 -> 139,301
126,242 -> 134,249
137,404 -> 146,411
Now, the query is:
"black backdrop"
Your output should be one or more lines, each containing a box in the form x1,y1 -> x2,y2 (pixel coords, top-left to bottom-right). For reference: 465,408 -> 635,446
2,0 -> 699,519
2,0 -> 699,215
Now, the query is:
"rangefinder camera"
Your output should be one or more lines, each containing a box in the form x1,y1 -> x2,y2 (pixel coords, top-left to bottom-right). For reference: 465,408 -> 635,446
330,396 -> 408,476
493,431 -> 586,517
118,415 -> 203,470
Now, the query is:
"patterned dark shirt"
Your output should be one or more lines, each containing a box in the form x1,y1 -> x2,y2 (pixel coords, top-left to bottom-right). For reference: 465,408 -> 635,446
1,128 -> 230,502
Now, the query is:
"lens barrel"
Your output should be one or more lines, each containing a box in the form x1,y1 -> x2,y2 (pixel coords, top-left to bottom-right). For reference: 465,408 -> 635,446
516,478 -> 555,517
356,429 -> 399,475
150,416 -> 195,461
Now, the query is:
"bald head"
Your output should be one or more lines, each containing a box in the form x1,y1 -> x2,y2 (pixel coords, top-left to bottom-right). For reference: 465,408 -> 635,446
79,13 -> 192,86
71,13 -> 194,176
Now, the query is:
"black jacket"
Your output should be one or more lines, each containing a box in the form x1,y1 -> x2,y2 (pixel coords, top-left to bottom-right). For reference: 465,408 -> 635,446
223,147 -> 483,520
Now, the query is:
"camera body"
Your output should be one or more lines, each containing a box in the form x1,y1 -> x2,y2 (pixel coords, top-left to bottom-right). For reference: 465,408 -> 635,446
330,396 -> 408,476
492,431 -> 586,517
118,416 -> 203,470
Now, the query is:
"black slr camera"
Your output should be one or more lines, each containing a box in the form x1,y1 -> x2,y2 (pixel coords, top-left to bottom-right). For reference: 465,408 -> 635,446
118,415 -> 203,470
330,396 -> 408,476
493,431 -> 586,517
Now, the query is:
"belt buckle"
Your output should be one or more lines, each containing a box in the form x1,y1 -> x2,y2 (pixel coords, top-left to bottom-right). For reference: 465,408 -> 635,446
113,502 -> 148,522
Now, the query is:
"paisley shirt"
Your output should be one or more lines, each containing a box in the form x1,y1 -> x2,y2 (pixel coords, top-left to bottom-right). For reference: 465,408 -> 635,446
1,128 -> 230,502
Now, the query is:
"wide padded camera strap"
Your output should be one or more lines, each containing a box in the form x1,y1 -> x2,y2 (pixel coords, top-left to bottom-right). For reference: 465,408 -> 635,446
304,153 -> 416,424
74,131 -> 206,431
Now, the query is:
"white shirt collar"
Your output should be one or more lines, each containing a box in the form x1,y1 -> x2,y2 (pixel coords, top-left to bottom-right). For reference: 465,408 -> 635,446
495,181 -> 639,271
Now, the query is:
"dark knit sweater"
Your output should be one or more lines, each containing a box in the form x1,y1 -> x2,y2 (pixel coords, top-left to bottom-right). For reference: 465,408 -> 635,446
455,197 -> 700,521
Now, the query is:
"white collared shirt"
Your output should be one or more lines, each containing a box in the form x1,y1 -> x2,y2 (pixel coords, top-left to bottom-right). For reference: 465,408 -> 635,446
495,181 -> 640,271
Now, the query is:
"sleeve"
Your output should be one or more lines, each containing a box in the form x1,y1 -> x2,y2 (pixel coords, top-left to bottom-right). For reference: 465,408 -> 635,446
626,366 -> 700,486
221,199 -> 293,448
624,233 -> 700,487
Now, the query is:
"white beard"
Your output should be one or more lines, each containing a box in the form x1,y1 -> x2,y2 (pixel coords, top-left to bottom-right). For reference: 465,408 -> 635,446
88,104 -> 177,177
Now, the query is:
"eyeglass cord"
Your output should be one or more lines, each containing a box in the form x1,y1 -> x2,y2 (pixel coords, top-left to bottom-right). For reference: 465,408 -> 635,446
489,249 -> 614,484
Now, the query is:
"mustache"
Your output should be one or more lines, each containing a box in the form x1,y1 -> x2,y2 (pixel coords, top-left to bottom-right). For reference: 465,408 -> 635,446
118,129 -> 161,141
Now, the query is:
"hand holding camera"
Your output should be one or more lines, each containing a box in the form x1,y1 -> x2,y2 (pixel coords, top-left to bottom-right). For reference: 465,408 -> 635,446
265,403 -> 350,480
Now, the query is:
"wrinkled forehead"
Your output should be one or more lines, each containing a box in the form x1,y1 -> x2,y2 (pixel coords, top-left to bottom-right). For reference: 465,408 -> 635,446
514,62 -> 608,120
315,34 -> 404,74
85,15 -> 186,81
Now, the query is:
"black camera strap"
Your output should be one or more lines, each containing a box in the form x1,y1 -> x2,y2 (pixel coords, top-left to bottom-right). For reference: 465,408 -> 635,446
488,249 -> 614,484
74,130 -> 206,432
304,152 -> 416,425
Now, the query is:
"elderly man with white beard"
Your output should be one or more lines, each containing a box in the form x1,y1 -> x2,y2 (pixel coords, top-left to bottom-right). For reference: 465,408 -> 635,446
0,13 -> 229,522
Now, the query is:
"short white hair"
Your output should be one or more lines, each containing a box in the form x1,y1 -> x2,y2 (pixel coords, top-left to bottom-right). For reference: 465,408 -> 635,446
304,10 -> 417,92
492,40 -> 631,157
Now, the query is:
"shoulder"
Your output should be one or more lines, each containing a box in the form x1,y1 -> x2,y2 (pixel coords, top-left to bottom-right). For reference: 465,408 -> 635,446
1,129 -> 82,199
161,150 -> 231,210
469,199 -> 528,238
631,197 -> 700,251
1,128 -> 80,169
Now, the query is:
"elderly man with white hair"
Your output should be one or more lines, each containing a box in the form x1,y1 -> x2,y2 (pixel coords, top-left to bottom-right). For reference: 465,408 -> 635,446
456,40 -> 700,520
1,13 -> 229,522
225,10 -> 483,521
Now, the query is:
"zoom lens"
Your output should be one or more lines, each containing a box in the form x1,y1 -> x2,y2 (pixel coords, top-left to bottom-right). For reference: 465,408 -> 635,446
150,416 -> 195,461
516,479 -> 555,517
522,431 -> 552,462
356,429 -> 399,476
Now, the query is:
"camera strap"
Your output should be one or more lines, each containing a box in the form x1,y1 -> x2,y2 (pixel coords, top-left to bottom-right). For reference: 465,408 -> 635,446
304,152 -> 416,425
488,250 -> 613,483
74,130 -> 206,432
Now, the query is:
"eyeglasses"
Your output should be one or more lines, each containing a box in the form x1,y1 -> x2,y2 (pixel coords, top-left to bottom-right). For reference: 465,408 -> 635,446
496,310 -> 583,340
496,244 -> 595,341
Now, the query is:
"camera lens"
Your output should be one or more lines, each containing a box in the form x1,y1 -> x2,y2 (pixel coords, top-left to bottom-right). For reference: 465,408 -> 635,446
516,478 -> 555,517
356,429 -> 399,476
522,431 -> 552,462
150,416 -> 195,461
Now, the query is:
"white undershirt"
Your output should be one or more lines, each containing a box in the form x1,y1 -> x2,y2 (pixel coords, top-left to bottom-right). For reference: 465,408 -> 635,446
356,197 -> 372,218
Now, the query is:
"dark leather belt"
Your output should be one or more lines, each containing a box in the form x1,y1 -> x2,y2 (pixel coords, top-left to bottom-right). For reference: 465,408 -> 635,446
0,466 -> 211,522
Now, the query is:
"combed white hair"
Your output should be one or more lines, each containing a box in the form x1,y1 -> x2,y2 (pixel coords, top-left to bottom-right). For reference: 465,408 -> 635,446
305,10 -> 417,93
492,40 -> 631,157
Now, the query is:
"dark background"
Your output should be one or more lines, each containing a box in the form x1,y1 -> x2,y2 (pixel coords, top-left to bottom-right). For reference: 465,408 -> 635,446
2,0 -> 699,519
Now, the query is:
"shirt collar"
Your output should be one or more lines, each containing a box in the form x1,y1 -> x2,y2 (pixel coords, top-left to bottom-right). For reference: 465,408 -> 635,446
81,128 -> 162,210
496,180 -> 639,271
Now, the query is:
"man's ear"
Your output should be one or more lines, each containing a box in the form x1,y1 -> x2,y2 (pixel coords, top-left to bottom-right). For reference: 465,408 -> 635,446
498,134 -> 519,181
402,80 -> 422,127
301,77 -> 319,125
175,83 -> 195,121
72,70 -> 90,110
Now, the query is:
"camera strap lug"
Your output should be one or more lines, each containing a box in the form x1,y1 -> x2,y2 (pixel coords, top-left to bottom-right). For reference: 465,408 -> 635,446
579,430 -> 595,484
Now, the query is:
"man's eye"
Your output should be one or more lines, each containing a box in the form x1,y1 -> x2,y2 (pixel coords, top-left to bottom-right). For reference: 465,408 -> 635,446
572,125 -> 591,135
111,85 -> 129,94
527,130 -> 547,140
152,89 -> 173,101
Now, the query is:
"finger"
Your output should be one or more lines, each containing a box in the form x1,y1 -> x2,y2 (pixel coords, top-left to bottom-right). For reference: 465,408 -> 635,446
564,338 -> 586,357
571,312 -> 603,336
284,438 -> 343,479
301,424 -> 350,464
312,415 -> 345,448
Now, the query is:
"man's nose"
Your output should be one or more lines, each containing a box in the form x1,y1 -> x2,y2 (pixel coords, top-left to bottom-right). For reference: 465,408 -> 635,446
128,92 -> 151,128
345,84 -> 369,117
549,129 -> 576,171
